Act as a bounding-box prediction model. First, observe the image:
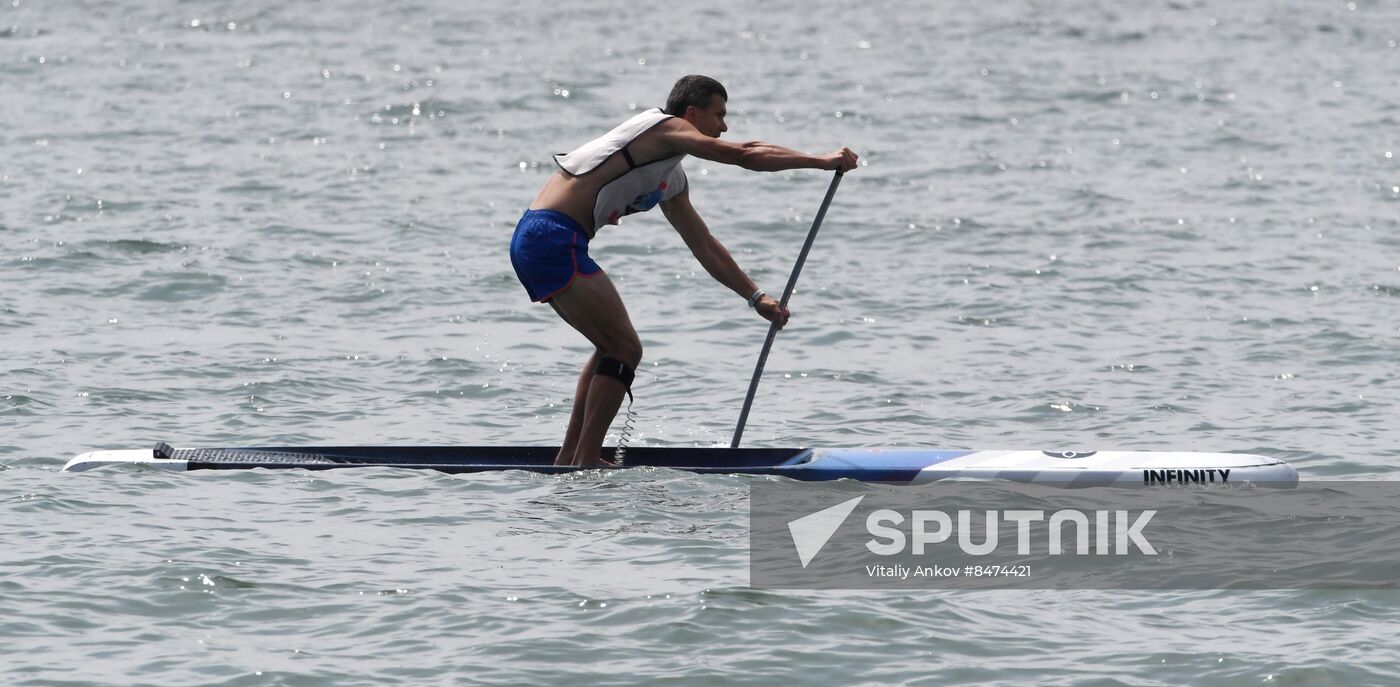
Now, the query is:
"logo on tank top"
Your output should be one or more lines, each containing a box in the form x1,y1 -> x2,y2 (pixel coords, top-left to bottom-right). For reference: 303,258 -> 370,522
627,181 -> 668,214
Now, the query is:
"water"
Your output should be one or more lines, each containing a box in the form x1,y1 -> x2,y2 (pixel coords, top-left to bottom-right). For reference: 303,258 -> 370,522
4,0 -> 1399,683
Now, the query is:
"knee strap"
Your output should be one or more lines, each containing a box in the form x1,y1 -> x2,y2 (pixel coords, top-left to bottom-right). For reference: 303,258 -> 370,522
595,356 -> 635,402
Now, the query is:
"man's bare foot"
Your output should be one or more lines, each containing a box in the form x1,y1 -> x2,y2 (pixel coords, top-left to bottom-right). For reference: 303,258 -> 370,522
574,456 -> 621,469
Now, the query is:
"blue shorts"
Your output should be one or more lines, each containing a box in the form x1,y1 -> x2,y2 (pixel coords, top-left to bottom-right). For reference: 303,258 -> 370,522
509,209 -> 602,302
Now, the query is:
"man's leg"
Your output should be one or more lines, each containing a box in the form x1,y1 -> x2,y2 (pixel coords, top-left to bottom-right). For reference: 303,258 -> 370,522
547,272 -> 642,468
553,349 -> 601,466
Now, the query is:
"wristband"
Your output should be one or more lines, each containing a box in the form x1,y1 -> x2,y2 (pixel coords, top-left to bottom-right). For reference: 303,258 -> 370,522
747,289 -> 766,309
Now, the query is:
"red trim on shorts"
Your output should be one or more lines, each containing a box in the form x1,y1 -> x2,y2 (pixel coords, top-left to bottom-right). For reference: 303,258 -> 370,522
538,231 -> 603,302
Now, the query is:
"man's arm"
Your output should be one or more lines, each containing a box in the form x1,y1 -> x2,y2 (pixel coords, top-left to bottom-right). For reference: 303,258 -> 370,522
660,190 -> 789,327
657,120 -> 858,173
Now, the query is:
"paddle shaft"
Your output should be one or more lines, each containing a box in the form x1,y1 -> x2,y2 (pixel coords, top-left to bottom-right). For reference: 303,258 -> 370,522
730,170 -> 843,448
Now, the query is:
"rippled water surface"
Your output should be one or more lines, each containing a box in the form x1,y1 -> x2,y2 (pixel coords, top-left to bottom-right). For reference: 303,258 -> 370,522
4,0 -> 1399,684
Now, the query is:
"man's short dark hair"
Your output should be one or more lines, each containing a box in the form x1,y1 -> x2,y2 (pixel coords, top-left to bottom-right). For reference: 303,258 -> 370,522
664,75 -> 727,116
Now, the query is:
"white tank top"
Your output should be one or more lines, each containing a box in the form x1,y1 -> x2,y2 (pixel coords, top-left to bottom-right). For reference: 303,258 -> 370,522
554,108 -> 688,232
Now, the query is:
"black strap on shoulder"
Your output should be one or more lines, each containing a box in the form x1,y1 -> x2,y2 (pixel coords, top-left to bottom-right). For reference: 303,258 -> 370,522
620,146 -> 638,169
594,356 -> 635,402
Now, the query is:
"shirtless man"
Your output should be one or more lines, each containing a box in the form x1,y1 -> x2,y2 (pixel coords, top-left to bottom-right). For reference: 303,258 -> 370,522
509,75 -> 859,468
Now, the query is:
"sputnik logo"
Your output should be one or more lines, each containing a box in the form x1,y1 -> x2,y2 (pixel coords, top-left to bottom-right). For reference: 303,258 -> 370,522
787,496 -> 864,568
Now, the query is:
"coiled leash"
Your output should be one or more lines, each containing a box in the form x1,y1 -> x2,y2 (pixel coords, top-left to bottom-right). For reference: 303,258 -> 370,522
594,356 -> 636,465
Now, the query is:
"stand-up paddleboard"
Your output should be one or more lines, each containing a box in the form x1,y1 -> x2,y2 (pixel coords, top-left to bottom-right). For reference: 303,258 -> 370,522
63,443 -> 1298,487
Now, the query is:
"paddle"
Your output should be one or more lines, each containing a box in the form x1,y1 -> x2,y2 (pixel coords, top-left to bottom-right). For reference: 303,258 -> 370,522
731,170 -> 844,448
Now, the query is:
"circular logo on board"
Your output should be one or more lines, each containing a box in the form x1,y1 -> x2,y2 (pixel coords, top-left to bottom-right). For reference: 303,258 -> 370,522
1043,450 -> 1098,459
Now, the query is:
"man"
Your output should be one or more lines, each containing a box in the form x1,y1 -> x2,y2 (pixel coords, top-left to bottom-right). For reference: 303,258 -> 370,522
510,75 -> 859,468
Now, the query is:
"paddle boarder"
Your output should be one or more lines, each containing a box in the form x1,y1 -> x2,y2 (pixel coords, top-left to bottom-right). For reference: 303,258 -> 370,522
510,74 -> 859,468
